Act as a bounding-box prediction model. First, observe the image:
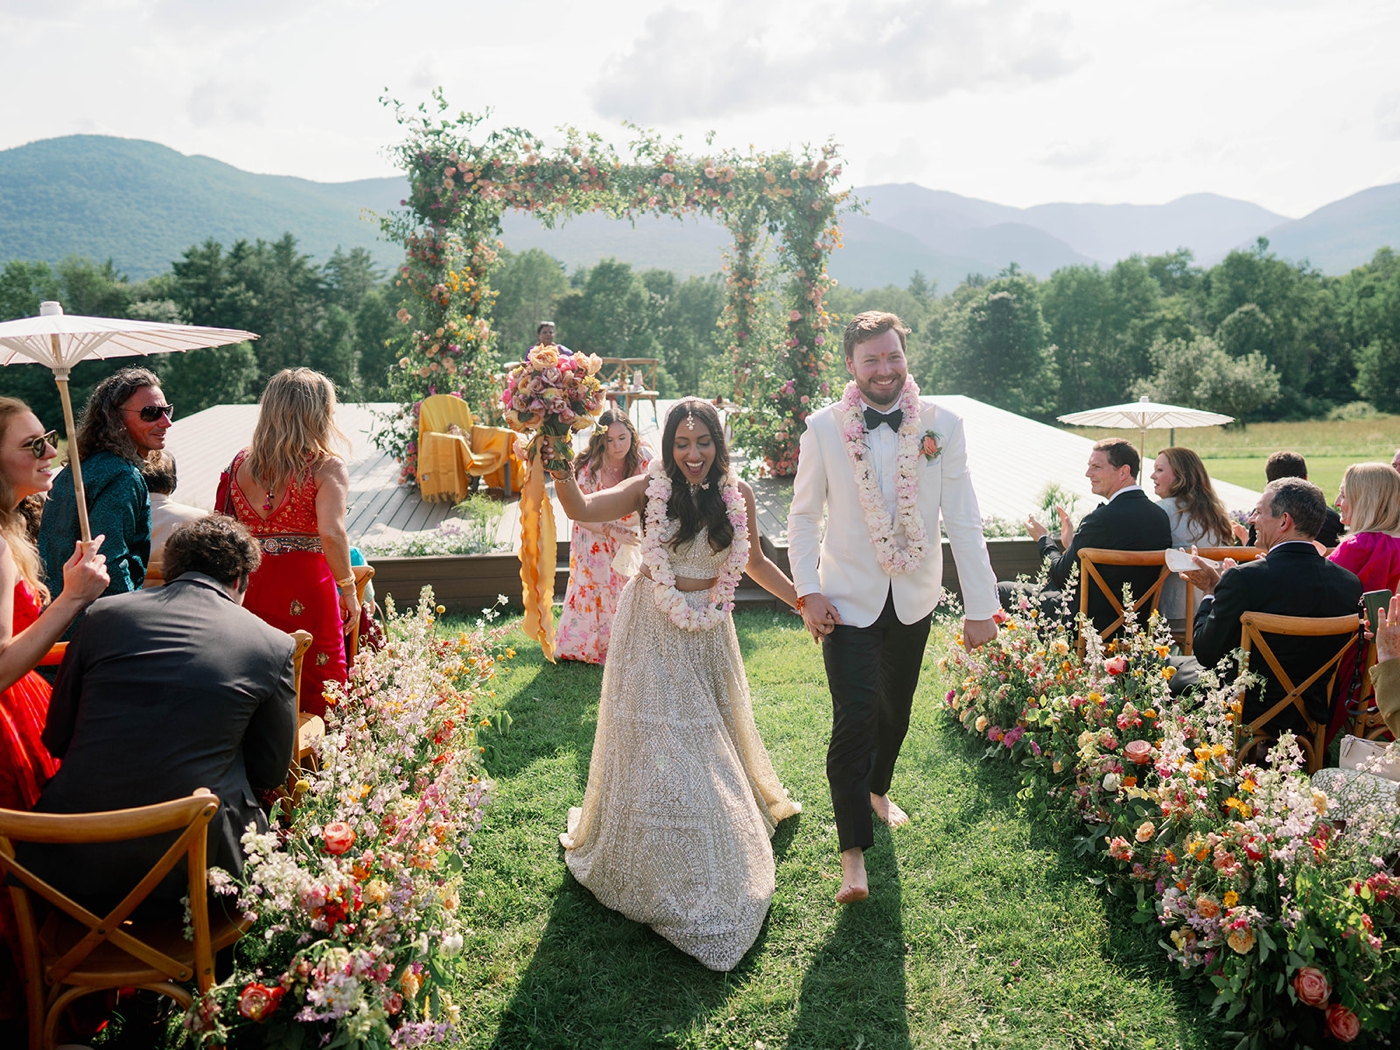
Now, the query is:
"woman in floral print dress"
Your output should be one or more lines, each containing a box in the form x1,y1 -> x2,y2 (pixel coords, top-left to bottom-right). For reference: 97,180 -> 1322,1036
218,369 -> 357,717
556,411 -> 651,664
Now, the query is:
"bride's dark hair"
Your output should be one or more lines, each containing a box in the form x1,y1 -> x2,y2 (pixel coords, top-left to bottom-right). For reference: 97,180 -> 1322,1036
660,398 -> 733,552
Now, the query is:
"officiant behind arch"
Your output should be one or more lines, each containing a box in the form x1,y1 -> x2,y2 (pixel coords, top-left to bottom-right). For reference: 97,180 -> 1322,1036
788,310 -> 1000,905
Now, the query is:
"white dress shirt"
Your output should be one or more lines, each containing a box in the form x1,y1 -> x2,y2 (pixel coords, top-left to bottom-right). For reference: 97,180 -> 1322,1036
862,400 -> 901,521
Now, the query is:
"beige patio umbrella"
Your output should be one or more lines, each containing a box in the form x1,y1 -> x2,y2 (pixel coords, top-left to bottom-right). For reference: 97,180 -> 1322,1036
0,301 -> 258,542
1058,395 -> 1233,463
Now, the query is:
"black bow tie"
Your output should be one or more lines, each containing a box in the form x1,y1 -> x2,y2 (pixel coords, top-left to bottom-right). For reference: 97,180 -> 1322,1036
864,406 -> 902,432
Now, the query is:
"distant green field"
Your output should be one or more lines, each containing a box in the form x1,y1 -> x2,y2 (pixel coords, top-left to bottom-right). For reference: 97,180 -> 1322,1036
1067,417 -> 1400,507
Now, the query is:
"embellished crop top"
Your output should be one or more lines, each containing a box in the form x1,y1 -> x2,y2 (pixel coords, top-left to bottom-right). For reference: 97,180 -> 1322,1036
667,526 -> 728,579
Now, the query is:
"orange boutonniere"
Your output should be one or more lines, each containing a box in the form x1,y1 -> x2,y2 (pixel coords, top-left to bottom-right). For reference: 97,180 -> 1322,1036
920,430 -> 942,461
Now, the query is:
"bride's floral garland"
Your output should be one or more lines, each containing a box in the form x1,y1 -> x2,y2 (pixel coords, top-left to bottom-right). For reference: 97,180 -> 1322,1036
640,460 -> 749,631
836,377 -> 929,576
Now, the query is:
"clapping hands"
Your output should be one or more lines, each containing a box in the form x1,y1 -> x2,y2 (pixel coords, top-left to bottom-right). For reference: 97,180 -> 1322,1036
1373,594 -> 1400,664
1025,505 -> 1073,549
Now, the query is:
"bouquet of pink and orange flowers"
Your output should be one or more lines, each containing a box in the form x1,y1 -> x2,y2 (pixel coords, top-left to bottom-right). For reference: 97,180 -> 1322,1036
501,344 -> 605,472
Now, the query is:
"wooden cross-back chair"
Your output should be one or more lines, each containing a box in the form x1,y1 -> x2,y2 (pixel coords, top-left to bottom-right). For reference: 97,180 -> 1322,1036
1345,637 -> 1393,741
1236,611 -> 1361,773
345,564 -> 376,665
1177,546 -> 1264,654
0,790 -> 250,1050
1075,548 -> 1170,656
288,629 -> 320,770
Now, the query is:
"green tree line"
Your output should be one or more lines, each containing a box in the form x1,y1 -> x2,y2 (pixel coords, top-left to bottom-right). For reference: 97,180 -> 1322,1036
4,234 -> 1398,431
830,239 -> 1400,423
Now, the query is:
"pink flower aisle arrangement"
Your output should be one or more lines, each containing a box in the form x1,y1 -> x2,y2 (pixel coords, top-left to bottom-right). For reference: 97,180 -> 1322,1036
502,343 -> 606,661
185,588 -> 511,1048
941,587 -> 1400,1047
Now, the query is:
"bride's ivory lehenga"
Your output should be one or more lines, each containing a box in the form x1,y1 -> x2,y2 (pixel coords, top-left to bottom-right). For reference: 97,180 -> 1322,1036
560,527 -> 801,971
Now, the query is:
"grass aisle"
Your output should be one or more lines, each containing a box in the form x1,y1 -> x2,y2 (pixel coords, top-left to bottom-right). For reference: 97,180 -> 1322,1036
451,611 -> 1224,1050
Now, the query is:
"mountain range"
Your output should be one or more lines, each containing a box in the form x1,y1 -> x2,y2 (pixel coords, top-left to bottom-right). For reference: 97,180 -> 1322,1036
1,135 -> 1397,293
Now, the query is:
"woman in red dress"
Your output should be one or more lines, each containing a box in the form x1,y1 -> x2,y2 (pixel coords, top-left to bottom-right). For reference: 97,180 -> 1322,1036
0,397 -> 108,1014
218,369 -> 358,717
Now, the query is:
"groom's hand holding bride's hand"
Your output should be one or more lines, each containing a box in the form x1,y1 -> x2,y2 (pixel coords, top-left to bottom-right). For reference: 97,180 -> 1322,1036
963,617 -> 998,651
797,592 -> 841,643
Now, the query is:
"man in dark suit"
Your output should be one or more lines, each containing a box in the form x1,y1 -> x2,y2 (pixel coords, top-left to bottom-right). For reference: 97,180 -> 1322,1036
29,515 -> 296,905
1240,451 -> 1343,548
999,438 -> 1172,634
1181,477 -> 1362,732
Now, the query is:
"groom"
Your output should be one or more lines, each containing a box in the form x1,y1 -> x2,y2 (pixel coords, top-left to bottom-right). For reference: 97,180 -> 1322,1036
789,311 -> 999,903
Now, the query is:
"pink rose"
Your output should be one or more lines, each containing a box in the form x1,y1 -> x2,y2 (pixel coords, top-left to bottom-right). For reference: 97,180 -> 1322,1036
1326,1003 -> 1360,1042
1293,966 -> 1331,1008
1105,656 -> 1128,675
323,821 -> 356,855
1124,739 -> 1153,765
238,982 -> 285,1022
920,435 -> 939,459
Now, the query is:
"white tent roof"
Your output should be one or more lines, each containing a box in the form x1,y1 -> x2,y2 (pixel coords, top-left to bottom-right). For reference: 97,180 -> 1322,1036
934,394 -> 1259,524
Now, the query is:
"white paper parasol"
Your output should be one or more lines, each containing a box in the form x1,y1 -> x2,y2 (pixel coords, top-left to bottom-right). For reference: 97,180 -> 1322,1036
0,301 -> 258,542
1057,396 -> 1233,463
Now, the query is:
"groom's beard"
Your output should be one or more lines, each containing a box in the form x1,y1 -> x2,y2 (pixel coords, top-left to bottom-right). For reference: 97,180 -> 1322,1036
857,373 -> 904,408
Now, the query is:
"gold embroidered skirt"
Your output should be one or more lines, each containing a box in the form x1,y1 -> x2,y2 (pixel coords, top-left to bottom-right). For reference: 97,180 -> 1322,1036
561,575 -> 800,971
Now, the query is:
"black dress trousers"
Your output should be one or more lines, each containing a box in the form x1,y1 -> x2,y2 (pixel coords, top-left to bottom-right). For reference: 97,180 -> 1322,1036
821,585 -> 931,852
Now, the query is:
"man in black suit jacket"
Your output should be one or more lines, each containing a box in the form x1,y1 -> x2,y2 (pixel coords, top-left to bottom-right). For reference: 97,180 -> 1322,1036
1241,451 -> 1343,548
28,516 -> 296,905
1182,477 -> 1362,732
1000,438 -> 1172,634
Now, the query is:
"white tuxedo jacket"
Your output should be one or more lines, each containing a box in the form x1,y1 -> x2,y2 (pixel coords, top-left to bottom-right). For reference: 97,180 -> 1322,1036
787,398 -> 998,628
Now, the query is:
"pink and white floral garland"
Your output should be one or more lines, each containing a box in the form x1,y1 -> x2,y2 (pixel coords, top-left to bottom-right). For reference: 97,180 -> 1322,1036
837,376 -> 929,576
640,460 -> 749,631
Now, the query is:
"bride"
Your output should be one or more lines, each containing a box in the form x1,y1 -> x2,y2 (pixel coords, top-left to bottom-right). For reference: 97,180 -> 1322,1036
552,398 -> 801,971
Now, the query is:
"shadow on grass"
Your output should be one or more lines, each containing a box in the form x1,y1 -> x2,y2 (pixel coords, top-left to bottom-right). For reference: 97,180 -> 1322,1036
487,847 -> 806,1050
788,825 -> 910,1050
943,721 -> 1226,1047
483,641 -> 604,789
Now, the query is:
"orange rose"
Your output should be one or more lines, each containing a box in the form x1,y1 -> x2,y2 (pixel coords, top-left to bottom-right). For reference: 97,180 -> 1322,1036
323,821 -> 356,855
238,982 -> 285,1022
1325,1003 -> 1359,1042
1293,966 -> 1331,1008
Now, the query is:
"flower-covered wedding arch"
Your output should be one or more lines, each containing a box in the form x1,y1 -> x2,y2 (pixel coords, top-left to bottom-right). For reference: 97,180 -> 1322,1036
377,92 -> 852,479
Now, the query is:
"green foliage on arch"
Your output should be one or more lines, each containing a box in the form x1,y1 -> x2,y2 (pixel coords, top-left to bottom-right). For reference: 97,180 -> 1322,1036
377,92 -> 852,478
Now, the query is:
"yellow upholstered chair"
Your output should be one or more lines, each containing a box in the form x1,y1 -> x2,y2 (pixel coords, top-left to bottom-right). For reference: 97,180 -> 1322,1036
416,394 -> 518,501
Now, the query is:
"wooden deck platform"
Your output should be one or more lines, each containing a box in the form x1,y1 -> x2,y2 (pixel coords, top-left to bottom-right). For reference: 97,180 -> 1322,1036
164,399 -> 794,550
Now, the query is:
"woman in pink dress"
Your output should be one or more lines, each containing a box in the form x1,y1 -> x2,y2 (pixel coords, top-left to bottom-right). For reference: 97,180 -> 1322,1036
555,411 -> 651,664
1326,462 -> 1400,741
0,397 -> 108,1013
217,369 -> 358,717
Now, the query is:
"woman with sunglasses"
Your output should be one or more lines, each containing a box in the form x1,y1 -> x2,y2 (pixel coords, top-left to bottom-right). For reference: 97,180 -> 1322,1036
38,368 -> 170,620
216,368 -> 356,717
0,396 -> 109,805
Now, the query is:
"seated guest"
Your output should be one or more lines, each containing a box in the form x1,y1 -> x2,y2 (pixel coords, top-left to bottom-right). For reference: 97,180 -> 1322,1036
1392,447 -> 1400,474
26,516 -> 296,905
1150,446 -> 1236,625
1323,462 -> 1400,741
1314,593 -> 1400,815
146,451 -> 207,562
999,438 -> 1172,635
39,368 -> 169,616
1236,451 -> 1343,548
1177,478 -> 1363,739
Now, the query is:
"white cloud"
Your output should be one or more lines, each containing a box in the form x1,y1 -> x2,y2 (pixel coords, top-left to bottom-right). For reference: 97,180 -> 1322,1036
1376,91 -> 1400,141
592,0 -> 1083,121
187,77 -> 271,128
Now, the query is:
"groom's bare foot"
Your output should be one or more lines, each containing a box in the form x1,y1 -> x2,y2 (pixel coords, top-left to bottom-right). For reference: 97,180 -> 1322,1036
871,793 -> 909,828
836,847 -> 868,904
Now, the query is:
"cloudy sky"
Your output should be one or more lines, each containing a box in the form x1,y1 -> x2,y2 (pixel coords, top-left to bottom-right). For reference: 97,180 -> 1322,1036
2,0 -> 1398,218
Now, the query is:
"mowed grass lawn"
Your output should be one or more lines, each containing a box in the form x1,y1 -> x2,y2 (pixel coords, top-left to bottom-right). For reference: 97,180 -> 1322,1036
1068,415 -> 1400,504
448,610 -> 1223,1050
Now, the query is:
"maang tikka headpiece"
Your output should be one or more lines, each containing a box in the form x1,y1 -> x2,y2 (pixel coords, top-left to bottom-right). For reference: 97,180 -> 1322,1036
680,399 -> 710,491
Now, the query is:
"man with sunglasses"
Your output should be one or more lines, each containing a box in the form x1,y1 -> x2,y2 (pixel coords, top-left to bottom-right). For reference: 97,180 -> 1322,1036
39,369 -> 172,632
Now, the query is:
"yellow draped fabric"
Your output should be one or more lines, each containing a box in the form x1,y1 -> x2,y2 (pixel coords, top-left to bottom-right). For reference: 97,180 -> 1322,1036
518,448 -> 557,662
417,394 -> 521,501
